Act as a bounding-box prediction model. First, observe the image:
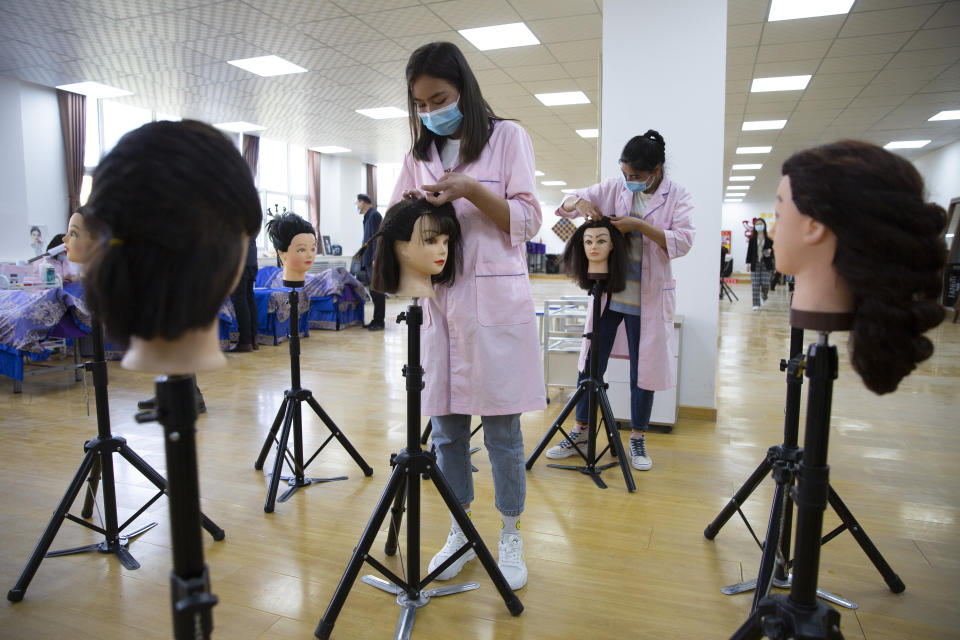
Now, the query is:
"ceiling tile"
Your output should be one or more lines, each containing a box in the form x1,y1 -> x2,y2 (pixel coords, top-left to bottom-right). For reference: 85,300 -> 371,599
808,70 -> 878,90
358,5 -> 450,36
302,15 -> 386,46
924,2 -> 960,29
886,47 -> 960,68
902,26 -> 960,50
827,31 -> 913,57
818,52 -> 893,73
507,63 -> 570,82
426,0 -> 522,30
727,0 -> 767,26
753,59 -> 819,77
728,22 -> 762,47
484,45 -> 557,68
243,0 -> 346,26
545,38 -> 600,62
726,63 -> 754,81
473,67 -> 515,85
757,40 -> 832,63
508,0 -> 599,21
184,34 -> 265,61
186,1 -> 279,33
116,14 -> 221,43
727,45 -> 758,66
527,13 -> 601,43
839,6 -> 939,38
561,59 -> 599,77
760,15 -> 845,45
337,39 -> 410,64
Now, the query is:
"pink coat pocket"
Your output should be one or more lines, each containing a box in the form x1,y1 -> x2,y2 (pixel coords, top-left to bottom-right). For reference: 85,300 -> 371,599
475,260 -> 534,327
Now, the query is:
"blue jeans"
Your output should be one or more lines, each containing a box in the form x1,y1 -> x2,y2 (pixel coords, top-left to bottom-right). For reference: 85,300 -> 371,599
574,307 -> 655,432
430,413 -> 525,516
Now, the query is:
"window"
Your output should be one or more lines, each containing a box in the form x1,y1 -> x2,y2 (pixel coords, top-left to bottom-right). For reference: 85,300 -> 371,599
101,100 -> 152,157
256,138 -> 309,251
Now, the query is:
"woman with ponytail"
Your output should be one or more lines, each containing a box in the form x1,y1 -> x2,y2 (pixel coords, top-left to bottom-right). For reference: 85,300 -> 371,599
550,130 -> 696,471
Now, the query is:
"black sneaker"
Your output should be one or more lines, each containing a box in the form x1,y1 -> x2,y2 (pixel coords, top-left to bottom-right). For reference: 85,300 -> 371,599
366,321 -> 385,331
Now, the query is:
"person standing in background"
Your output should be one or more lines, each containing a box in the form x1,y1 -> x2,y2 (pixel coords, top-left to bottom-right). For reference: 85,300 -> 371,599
357,193 -> 385,331
228,233 -> 260,351
746,218 -> 774,310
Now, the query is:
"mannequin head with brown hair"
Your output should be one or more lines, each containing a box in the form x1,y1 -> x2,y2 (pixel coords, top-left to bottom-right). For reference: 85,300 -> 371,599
83,120 -> 262,374
774,139 -> 946,394
367,198 -> 462,298
560,217 -> 630,292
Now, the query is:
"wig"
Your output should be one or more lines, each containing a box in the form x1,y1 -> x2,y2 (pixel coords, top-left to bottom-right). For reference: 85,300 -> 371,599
83,120 -> 262,346
367,198 -> 462,294
782,139 -> 946,394
560,217 -> 630,293
265,212 -> 316,267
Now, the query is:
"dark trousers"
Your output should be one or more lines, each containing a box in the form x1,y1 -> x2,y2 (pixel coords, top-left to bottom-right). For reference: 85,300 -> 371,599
230,264 -> 258,345
371,291 -> 385,324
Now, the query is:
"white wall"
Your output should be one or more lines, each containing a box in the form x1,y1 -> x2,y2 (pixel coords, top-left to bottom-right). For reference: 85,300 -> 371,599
318,154 -> 365,255
913,138 -> 960,211
0,75 -> 67,262
602,0 -> 726,411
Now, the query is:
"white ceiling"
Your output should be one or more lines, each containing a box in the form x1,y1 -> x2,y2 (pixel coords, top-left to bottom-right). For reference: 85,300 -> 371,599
0,0 -> 957,208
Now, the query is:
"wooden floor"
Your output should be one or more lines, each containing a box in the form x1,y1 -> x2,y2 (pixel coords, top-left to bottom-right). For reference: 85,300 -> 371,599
1,279 -> 957,639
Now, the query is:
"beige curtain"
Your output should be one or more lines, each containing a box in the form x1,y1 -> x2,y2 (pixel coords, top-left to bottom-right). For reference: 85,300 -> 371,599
56,89 -> 85,223
365,163 -> 377,210
242,133 -> 259,178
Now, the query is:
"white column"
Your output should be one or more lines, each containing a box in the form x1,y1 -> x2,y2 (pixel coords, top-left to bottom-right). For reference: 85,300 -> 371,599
602,0 -> 727,412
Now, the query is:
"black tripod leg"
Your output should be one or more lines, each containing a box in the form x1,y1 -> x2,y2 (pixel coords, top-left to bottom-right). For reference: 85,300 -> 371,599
752,481 -> 788,611
118,444 -> 225,541
598,389 -> 635,492
305,395 -> 373,476
526,385 -> 585,469
728,608 -> 766,640
8,450 -> 98,602
420,418 -> 432,446
255,400 -> 288,470
80,455 -> 102,519
315,466 -> 407,640
705,457 -> 773,539
827,488 -> 904,593
429,462 -> 523,615
265,399 -> 295,513
384,480 -> 408,556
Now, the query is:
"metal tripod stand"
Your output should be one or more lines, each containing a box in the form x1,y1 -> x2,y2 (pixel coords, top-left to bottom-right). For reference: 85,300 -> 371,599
707,328 -> 903,632
526,278 -> 635,491
315,300 -> 522,640
254,282 -> 373,513
7,321 -> 225,602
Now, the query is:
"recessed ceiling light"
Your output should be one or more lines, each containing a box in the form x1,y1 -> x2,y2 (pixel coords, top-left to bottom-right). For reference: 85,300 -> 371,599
742,119 -> 787,131
535,170 -> 545,176
213,121 -> 266,133
542,180 -> 567,186
727,186 -> 751,191
55,81 -> 132,98
884,140 -> 931,150
356,107 -> 408,119
458,22 -> 540,51
729,176 -> 756,182
724,198 -> 745,203
768,0 -> 854,21
732,163 -> 763,170
751,75 -> 811,92
576,128 -> 599,138
311,145 -> 351,153
929,110 -> 960,121
736,146 -> 773,154
227,55 -> 307,77
562,188 -> 587,193
535,91 -> 590,107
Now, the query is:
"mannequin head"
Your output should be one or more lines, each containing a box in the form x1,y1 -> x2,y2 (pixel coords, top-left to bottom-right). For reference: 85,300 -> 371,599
560,217 -> 629,292
265,213 -> 316,281
369,198 -> 461,298
63,209 -> 92,264
83,120 -> 262,374
775,140 -> 946,394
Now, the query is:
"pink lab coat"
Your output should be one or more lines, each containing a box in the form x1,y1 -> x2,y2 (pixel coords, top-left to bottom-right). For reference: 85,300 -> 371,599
390,120 -> 546,416
557,176 -> 695,391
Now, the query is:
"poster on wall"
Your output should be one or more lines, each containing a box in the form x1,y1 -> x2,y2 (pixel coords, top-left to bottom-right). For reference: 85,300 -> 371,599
721,230 -> 731,251
28,225 -> 48,257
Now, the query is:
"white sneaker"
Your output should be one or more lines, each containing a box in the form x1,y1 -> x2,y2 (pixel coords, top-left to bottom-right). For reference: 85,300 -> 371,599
629,434 -> 652,471
752,305 -> 760,311
428,528 -> 476,580
545,429 -> 589,459
497,532 -> 527,590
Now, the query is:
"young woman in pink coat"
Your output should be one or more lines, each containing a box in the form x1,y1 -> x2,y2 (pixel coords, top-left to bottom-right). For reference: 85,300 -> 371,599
546,131 -> 695,471
390,42 -> 544,591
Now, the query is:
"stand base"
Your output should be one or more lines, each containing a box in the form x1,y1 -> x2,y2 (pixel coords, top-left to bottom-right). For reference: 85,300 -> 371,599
721,573 -> 858,610
44,522 -> 158,569
547,460 -> 622,489
731,594 -> 843,640
362,575 -> 480,640
276,474 -> 349,503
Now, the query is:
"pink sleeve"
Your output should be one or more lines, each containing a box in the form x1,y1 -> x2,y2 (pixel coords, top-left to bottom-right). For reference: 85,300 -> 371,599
555,179 -> 620,219
501,124 -> 542,246
664,188 -> 696,260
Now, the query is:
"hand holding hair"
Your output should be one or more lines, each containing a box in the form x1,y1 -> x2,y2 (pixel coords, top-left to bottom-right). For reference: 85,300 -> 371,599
420,172 -> 477,206
401,188 -> 424,200
575,199 -> 605,222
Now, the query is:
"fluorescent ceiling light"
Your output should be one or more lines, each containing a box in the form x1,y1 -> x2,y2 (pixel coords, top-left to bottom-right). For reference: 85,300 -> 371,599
535,170 -> 545,176
929,110 -> 960,121
768,0 -> 854,21
742,119 -> 787,131
213,121 -> 265,132
562,188 -> 587,194
535,91 -> 590,106
732,163 -> 762,170
311,145 -> 350,153
356,107 -> 407,119
884,140 -> 931,150
724,198 -> 745,203
228,55 -> 307,77
576,128 -> 599,138
737,146 -> 772,154
751,75 -> 811,92
542,180 -> 567,186
458,22 -> 539,51
55,81 -> 132,98
727,186 -> 751,191
729,176 -> 756,182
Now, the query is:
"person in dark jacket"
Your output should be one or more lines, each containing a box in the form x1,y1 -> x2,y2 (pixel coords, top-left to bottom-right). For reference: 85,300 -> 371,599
228,233 -> 260,350
745,218 -> 774,310
357,193 -> 385,330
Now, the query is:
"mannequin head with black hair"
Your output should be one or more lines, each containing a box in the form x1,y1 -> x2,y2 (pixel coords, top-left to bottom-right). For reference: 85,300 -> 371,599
367,198 -> 461,298
619,130 -> 666,194
774,139 -> 946,394
265,212 -> 316,282
561,217 -> 630,292
83,119 -> 262,374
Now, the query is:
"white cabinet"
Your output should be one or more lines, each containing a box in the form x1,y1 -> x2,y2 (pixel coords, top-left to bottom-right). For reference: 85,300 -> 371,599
606,318 -> 682,429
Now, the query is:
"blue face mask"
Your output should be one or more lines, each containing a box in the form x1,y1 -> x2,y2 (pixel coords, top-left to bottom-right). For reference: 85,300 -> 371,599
355,206 -> 362,215
419,98 -> 464,136
624,175 -> 653,193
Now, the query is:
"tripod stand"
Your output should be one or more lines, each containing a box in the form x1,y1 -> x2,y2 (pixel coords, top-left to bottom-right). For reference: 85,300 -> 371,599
721,278 -> 739,303
7,321 -> 225,602
255,283 -> 373,513
315,301 -> 522,640
526,278 -> 635,491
